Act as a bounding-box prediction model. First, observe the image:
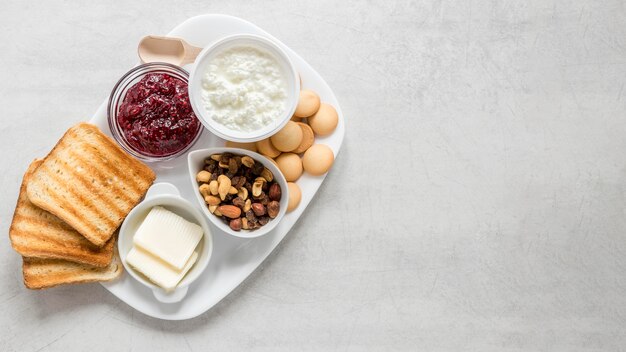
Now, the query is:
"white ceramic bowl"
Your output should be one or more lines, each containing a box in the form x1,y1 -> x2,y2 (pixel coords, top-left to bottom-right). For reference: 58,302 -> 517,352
118,183 -> 213,303
188,34 -> 300,143
188,147 -> 289,238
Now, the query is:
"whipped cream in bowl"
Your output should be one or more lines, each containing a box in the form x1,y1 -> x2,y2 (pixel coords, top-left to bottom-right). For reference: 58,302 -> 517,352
189,34 -> 300,142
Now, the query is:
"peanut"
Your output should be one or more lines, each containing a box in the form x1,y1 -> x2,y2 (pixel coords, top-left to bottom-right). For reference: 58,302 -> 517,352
241,156 -> 255,168
238,187 -> 248,200
205,195 -> 221,206
218,175 -> 231,200
261,168 -> 274,182
252,180 -> 263,197
209,180 -> 219,195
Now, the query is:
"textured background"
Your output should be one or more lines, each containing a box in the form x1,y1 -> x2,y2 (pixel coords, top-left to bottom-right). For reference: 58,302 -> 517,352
1,1 -> 626,351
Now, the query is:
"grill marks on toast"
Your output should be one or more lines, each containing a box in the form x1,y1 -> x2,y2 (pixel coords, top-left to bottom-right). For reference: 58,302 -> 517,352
26,123 -> 156,247
79,140 -> 145,201
9,160 -> 115,267
67,149 -> 135,205
60,150 -> 124,226
10,165 -> 110,265
35,159 -> 116,234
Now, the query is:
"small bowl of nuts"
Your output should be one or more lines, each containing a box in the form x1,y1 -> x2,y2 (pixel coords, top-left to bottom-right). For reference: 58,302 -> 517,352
187,147 -> 288,238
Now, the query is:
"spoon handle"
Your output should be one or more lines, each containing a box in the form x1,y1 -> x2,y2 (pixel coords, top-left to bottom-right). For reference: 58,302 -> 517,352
181,44 -> 203,66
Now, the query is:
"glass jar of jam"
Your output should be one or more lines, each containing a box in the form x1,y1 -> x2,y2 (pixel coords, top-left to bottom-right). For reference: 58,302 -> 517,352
108,63 -> 202,162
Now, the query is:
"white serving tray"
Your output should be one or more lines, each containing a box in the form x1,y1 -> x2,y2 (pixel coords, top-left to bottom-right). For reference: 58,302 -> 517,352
91,14 -> 344,320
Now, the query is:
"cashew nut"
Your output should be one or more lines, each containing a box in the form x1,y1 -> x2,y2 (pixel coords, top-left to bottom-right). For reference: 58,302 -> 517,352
196,170 -> 211,183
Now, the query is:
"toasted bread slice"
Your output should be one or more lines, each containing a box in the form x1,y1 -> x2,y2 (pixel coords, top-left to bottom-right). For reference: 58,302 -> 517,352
10,160 -> 115,267
26,123 -> 155,247
22,248 -> 123,290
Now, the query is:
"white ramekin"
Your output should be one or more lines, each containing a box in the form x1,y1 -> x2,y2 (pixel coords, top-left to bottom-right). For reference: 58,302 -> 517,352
118,183 -> 213,303
188,34 -> 300,143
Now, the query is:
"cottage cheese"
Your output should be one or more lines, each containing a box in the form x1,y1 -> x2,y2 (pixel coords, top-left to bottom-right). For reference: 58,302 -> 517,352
200,46 -> 288,132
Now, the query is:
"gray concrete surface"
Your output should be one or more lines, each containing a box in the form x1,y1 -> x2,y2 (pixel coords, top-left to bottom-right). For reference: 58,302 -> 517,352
1,1 -> 626,351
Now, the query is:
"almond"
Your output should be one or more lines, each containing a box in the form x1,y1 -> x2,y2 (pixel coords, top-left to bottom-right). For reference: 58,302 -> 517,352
217,205 -> 241,219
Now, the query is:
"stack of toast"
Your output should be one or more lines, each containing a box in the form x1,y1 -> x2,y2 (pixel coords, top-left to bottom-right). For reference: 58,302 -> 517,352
9,123 -> 156,289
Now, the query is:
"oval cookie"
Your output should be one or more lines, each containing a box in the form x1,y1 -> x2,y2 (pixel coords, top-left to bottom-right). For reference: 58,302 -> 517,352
292,122 -> 315,154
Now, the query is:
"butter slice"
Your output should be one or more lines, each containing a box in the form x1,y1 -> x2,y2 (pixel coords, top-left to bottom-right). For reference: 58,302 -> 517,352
126,247 -> 198,292
133,206 -> 203,270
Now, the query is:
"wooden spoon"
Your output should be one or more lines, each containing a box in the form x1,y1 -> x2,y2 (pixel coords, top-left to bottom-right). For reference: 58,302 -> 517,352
138,35 -> 202,66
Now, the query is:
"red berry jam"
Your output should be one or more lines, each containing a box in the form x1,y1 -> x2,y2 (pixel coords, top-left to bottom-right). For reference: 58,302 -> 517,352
117,73 -> 200,157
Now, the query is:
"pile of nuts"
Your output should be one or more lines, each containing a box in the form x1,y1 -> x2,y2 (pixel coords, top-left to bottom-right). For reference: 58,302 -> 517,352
196,153 -> 281,231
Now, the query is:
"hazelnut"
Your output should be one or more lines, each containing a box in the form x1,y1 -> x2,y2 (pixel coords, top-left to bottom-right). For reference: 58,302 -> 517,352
268,183 -> 281,201
267,201 -> 280,218
229,218 -> 242,231
251,203 -> 266,216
